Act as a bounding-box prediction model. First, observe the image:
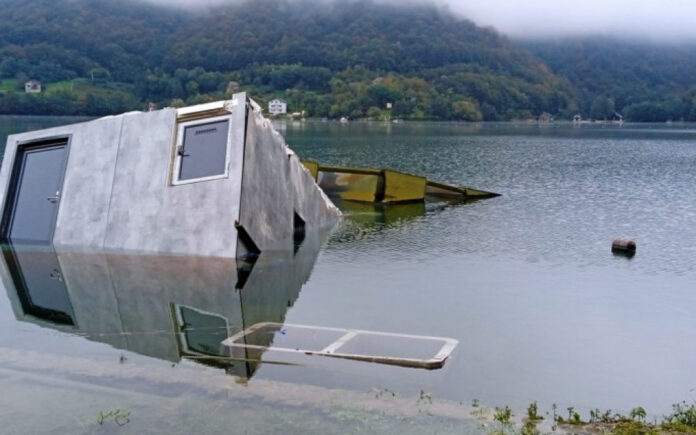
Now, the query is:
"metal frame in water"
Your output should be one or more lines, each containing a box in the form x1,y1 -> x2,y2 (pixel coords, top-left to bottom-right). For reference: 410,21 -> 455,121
222,322 -> 459,370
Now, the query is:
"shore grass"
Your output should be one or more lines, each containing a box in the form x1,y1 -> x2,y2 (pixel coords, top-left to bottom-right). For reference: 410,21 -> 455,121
479,401 -> 696,434
0,79 -> 18,92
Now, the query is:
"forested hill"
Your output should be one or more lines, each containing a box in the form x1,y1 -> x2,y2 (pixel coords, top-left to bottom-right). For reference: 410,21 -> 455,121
0,0 -> 574,120
525,38 -> 696,122
1,0 -> 695,122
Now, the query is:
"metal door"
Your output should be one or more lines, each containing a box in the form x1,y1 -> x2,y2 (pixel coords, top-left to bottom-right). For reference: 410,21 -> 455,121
2,141 -> 69,244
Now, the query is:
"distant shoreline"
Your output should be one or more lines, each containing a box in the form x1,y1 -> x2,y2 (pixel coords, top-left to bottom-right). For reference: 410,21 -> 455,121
1,113 -> 695,126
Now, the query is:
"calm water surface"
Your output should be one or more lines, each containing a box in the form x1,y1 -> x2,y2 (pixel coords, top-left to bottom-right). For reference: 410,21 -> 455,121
1,116 -> 696,433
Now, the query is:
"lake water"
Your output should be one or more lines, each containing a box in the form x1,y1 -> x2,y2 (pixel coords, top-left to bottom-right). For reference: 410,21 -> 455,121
1,116 -> 696,433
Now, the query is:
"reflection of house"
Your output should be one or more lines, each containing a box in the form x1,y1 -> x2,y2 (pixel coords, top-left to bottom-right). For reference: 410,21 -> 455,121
24,80 -> 41,93
268,98 -> 287,115
0,230 -> 325,380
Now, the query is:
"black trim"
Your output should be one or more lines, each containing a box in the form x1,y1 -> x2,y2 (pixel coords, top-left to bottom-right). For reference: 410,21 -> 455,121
1,137 -> 70,243
234,100 -> 256,260
1,246 -> 74,325
235,223 -> 261,259
293,211 -> 306,254
235,256 -> 257,290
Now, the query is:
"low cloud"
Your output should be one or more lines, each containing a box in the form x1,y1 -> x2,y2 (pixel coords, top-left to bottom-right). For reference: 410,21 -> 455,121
450,0 -> 696,41
145,0 -> 696,41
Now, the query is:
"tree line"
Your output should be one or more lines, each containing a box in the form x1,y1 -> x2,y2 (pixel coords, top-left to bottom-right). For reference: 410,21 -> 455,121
0,0 -> 694,121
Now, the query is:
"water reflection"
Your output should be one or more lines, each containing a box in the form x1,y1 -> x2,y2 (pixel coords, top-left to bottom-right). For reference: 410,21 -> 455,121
334,198 -> 485,228
334,199 -> 426,227
0,231 -> 324,381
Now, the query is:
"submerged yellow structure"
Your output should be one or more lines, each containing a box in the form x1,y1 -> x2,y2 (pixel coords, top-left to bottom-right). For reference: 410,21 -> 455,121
302,161 -> 500,204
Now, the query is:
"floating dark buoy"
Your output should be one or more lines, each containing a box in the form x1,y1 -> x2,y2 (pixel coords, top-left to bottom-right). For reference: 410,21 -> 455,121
612,239 -> 636,256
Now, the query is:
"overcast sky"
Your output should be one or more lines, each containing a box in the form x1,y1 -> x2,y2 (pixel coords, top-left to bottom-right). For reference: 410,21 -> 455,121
449,0 -> 696,40
148,0 -> 696,41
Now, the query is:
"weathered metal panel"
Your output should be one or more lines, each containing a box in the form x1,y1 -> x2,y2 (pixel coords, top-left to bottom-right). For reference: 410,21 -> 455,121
314,165 -> 497,204
426,180 -> 499,199
382,170 -> 426,203
301,160 -> 319,180
317,170 -> 381,202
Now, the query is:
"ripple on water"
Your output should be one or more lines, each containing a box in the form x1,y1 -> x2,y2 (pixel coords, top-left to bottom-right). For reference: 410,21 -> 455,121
289,123 -> 696,276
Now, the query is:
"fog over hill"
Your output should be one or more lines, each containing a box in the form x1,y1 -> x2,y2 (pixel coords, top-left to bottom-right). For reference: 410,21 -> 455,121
1,0 -> 696,121
148,0 -> 696,41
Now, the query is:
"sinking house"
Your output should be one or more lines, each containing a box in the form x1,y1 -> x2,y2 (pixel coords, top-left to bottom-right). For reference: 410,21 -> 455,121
0,94 -> 340,258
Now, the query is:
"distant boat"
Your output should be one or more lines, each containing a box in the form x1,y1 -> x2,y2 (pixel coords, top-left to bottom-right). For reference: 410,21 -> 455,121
339,117 -> 349,124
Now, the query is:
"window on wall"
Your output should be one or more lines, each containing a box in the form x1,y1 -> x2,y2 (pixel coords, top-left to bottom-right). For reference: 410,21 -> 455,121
173,116 -> 231,184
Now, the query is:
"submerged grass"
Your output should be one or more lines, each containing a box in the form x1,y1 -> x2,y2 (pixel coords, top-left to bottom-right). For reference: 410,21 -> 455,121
521,402 -> 544,435
474,401 -> 696,434
96,408 -> 131,427
494,406 -> 513,425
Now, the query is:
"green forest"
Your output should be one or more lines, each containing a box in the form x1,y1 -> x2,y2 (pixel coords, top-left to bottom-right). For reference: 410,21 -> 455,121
1,0 -> 696,122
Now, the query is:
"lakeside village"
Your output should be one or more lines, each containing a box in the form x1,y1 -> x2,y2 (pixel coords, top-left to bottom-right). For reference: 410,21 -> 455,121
265,94 -> 624,125
9,77 -> 627,125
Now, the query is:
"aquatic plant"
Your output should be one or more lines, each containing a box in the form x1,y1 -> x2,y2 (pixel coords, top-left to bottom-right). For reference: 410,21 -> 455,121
96,408 -> 130,426
661,402 -> 696,432
466,399 -> 696,434
611,420 -> 660,435
372,388 -> 397,399
630,406 -> 647,421
520,402 -> 544,435
553,406 -> 584,425
526,401 -> 543,422
417,389 -> 433,405
589,408 -> 616,424
494,406 -> 513,425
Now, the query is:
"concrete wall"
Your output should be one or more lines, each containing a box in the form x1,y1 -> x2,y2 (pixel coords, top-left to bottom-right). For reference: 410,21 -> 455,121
238,106 -> 340,253
0,93 -> 339,258
55,115 -> 123,247
101,98 -> 246,256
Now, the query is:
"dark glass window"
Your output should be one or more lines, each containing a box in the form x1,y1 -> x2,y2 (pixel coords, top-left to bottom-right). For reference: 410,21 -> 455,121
178,306 -> 227,356
178,120 -> 229,181
4,246 -> 75,326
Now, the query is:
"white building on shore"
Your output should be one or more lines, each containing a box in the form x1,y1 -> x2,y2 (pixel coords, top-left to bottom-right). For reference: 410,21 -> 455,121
268,99 -> 287,116
24,80 -> 41,93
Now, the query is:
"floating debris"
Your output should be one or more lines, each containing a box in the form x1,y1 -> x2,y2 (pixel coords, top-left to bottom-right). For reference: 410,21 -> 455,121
222,322 -> 458,370
302,161 -> 500,204
612,239 -> 637,257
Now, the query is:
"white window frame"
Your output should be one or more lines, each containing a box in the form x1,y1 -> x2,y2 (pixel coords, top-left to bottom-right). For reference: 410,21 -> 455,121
222,322 -> 459,370
171,114 -> 234,186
